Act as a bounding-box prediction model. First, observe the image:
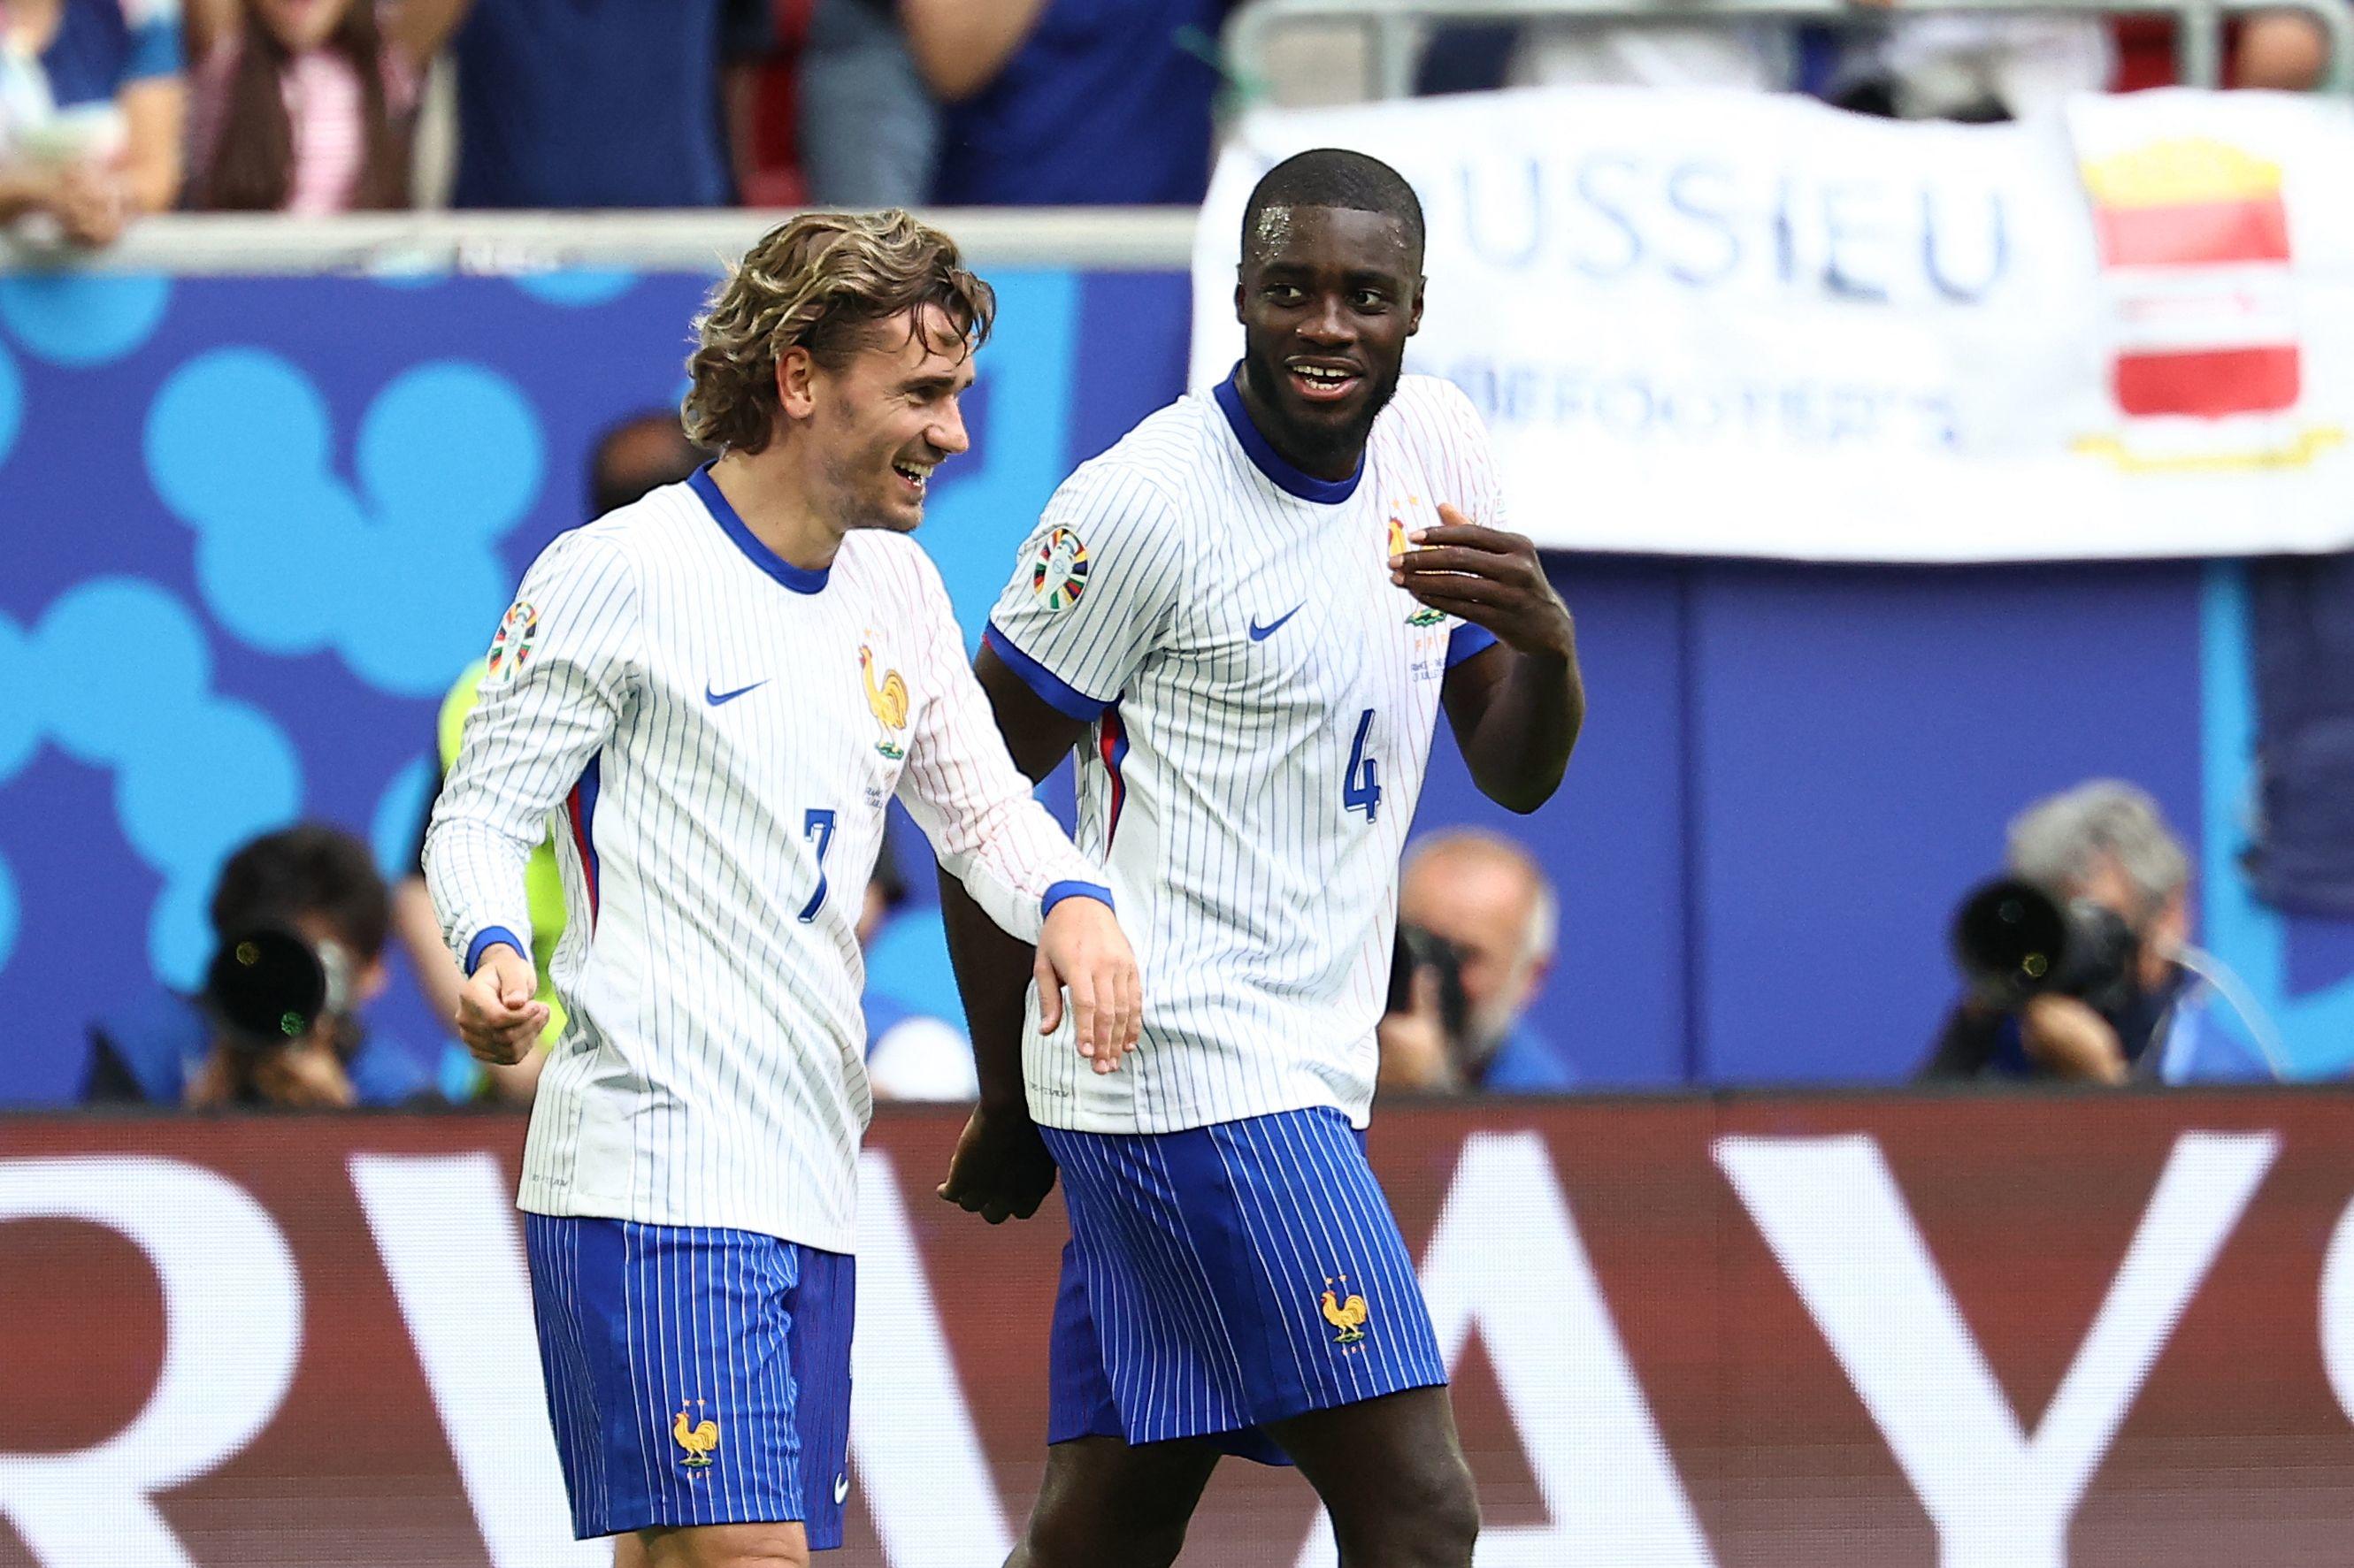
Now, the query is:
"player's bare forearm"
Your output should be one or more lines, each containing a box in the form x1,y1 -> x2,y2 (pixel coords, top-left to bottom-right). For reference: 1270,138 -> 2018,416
939,868 -> 1037,1112
1443,641 -> 1583,814
938,870 -> 1061,1223
1401,507 -> 1583,813
936,647 -> 1095,1223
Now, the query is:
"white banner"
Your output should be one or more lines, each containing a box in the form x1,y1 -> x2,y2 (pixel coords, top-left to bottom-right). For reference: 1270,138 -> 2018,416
1191,88 -> 2354,561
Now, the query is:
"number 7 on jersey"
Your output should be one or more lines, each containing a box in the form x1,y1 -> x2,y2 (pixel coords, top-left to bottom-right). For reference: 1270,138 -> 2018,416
797,808 -> 838,923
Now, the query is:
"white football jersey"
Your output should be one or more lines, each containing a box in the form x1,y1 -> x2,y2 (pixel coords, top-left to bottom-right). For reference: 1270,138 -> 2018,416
987,373 -> 1501,1134
428,470 -> 1106,1252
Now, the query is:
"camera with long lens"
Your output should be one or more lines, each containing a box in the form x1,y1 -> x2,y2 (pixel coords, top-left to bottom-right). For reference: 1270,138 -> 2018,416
1391,922 -> 1472,1045
1951,877 -> 2138,1014
203,926 -> 352,1052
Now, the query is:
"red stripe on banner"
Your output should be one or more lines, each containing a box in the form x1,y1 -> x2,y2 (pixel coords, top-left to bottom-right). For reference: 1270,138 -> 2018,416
2094,198 -> 2290,267
2114,346 -> 2301,417
565,788 -> 599,928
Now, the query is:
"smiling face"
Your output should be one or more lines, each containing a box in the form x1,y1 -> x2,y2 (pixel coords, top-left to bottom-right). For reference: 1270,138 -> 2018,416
782,304 -> 975,534
252,0 -> 356,52
1234,204 -> 1425,478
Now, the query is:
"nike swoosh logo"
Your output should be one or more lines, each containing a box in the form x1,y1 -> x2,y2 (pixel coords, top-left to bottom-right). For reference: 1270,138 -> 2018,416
1248,605 -> 1303,641
833,1473 -> 850,1504
705,679 -> 770,707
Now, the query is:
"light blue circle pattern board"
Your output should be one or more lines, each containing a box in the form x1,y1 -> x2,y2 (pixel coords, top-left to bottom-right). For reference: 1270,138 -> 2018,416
0,267 -> 1182,1104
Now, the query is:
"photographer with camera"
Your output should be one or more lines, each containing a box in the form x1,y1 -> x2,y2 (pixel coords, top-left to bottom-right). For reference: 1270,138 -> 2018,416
1924,780 -> 2280,1085
1380,830 -> 1579,1094
84,823 -> 433,1109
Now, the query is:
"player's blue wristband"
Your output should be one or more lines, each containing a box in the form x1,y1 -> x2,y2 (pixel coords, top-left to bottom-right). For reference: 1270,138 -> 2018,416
465,926 -> 526,975
1446,622 -> 1499,667
1042,881 -> 1116,918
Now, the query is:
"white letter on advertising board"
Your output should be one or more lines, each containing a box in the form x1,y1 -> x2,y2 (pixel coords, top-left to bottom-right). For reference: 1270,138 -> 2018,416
1716,1131 -> 2275,1568
0,1156 -> 302,1568
1296,1130 -> 1714,1568
349,1152 -> 603,1568
853,1150 -> 1015,1567
2313,1190 -> 2354,1422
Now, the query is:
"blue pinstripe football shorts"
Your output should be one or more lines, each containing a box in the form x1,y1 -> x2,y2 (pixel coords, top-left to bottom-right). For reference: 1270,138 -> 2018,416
522,1216 -> 855,1545
1039,1106 -> 1448,1466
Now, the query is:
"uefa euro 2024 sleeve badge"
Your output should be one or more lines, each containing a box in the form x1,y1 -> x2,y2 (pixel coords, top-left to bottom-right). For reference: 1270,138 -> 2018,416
483,600 -> 539,686
1031,526 -> 1089,611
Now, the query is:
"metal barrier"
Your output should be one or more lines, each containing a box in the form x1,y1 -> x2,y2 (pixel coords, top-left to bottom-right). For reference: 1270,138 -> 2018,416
1226,0 -> 2354,100
0,206 -> 1200,276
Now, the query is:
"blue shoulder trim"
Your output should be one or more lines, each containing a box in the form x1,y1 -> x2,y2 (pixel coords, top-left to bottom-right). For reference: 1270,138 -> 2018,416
984,622 -> 1111,722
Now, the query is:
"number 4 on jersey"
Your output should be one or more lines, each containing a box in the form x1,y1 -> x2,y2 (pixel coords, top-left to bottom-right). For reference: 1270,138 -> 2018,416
1343,708 -> 1382,823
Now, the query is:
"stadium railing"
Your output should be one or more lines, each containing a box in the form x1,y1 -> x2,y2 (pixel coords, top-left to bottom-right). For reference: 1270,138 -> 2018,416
0,207 -> 1200,276
1226,0 -> 2354,99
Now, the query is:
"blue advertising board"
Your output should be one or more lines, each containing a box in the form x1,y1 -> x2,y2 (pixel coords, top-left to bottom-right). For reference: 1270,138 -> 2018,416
1,266 -> 2349,1103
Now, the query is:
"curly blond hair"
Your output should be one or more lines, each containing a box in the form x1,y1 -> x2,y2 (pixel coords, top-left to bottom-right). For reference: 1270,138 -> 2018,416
682,210 -> 996,455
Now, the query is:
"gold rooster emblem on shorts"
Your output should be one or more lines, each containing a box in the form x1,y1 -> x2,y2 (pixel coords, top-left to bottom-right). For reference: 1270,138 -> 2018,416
1321,1276 -> 1369,1346
672,1401 -> 719,1469
860,642 -> 909,761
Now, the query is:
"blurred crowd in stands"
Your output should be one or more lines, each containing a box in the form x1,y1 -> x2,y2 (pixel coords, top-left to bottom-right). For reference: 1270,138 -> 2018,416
0,0 -> 2338,245
0,0 -> 1241,241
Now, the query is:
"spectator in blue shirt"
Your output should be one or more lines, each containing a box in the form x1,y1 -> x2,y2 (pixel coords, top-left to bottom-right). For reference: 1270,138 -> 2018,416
393,0 -> 770,208
0,0 -> 184,245
1388,829 -> 1578,1093
905,0 -> 1231,207
85,823 -> 434,1109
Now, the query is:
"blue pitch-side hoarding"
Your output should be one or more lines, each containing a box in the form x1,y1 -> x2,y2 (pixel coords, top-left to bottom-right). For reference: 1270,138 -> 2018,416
0,267 -> 2350,1103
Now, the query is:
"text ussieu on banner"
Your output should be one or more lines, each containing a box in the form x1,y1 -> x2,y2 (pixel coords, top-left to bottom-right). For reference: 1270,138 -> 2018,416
1192,87 -> 2354,562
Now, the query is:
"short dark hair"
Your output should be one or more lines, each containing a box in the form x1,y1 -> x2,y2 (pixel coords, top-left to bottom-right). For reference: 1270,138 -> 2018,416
1241,149 -> 1426,267
210,824 -> 391,961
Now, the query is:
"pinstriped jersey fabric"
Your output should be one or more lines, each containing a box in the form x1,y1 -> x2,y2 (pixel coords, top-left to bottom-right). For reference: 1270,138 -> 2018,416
988,375 -> 1507,1135
427,471 -> 1102,1251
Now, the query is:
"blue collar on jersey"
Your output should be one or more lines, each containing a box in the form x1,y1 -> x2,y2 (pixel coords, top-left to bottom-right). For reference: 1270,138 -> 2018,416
1214,366 -> 1363,505
689,464 -> 831,594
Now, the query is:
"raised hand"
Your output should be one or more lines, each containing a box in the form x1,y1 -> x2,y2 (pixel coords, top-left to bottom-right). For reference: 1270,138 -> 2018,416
1391,503 -> 1575,660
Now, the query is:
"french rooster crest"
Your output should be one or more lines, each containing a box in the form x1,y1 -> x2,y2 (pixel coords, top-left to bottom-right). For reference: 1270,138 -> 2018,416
1321,1276 -> 1369,1345
860,642 -> 909,760
672,1400 -> 719,1469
